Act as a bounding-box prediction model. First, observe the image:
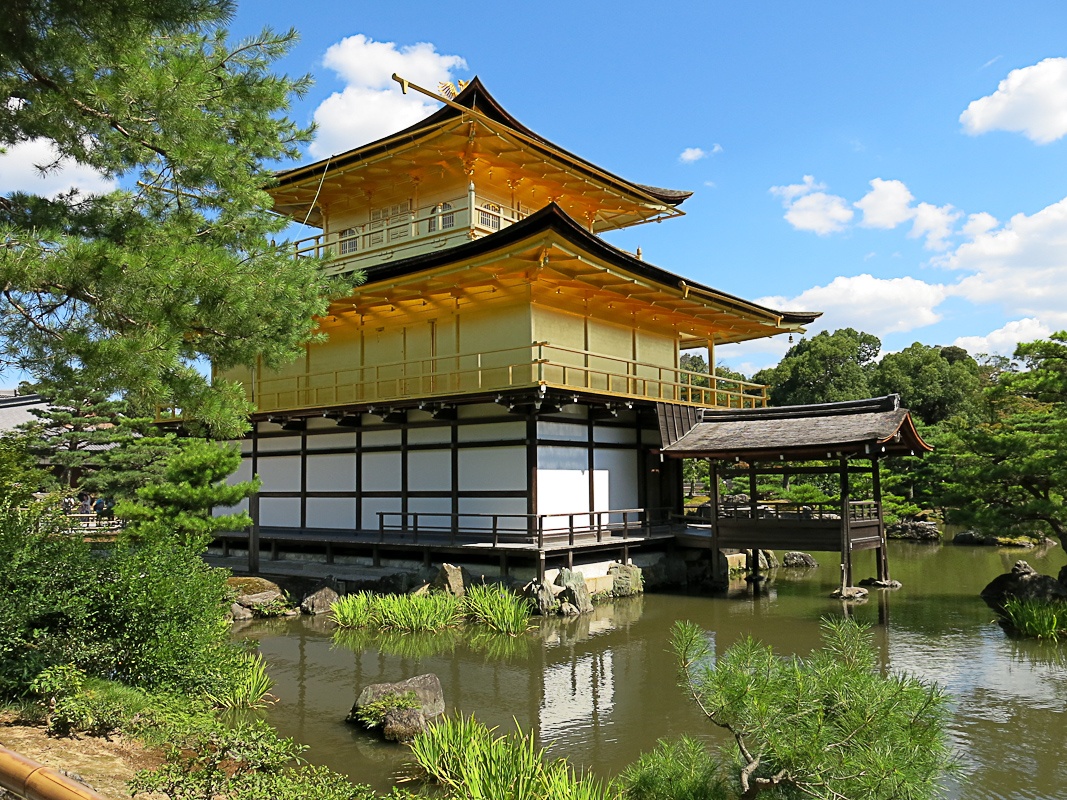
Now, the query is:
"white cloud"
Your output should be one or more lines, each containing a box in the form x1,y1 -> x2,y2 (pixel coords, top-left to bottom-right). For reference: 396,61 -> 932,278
953,318 -> 1053,356
938,195 -> 1067,326
0,138 -> 115,198
756,274 -> 948,337
310,35 -> 466,158
679,147 -> 706,163
855,178 -> 915,228
770,175 -> 853,235
960,57 -> 1067,144
909,201 -> 962,251
961,211 -> 999,236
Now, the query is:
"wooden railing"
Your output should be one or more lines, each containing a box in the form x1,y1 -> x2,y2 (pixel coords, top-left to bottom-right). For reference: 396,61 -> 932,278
692,500 -> 880,522
252,342 -> 768,413
291,189 -> 530,274
377,507 -> 673,548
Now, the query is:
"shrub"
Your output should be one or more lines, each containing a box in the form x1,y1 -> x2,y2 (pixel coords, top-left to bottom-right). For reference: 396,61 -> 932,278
620,737 -> 727,800
353,691 -> 420,728
1001,597 -> 1067,639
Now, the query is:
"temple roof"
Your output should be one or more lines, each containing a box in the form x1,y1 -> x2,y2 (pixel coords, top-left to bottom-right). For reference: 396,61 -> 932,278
272,77 -> 691,217
330,203 -> 820,342
661,395 -> 932,458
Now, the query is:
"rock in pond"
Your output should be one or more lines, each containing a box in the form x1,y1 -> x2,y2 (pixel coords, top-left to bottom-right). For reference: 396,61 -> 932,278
783,551 -> 819,568
229,602 -> 253,621
350,673 -> 445,723
431,563 -> 474,597
831,586 -> 869,601
887,521 -> 941,541
300,585 -> 339,615
523,580 -> 558,616
608,563 -> 643,596
383,707 -> 427,742
554,568 -> 594,614
858,577 -> 903,589
235,590 -> 283,609
980,561 -> 1067,607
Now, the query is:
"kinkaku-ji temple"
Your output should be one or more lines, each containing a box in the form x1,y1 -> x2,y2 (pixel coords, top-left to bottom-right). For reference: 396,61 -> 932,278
208,76 -> 932,592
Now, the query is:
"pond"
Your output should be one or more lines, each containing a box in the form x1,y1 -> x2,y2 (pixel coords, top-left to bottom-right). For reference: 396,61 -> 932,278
240,542 -> 1067,800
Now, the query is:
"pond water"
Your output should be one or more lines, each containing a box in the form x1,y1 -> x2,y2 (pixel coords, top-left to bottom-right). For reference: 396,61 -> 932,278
241,542 -> 1067,800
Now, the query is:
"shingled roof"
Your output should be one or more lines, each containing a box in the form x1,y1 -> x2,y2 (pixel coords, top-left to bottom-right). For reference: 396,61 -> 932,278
661,395 -> 931,459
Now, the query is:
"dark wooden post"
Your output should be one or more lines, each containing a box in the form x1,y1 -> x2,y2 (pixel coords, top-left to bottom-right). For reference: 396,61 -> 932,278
748,461 -> 759,577
872,455 -> 889,581
839,455 -> 851,589
248,425 -> 260,575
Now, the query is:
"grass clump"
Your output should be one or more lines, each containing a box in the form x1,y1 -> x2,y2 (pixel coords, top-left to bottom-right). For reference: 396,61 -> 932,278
353,691 -> 420,729
463,584 -> 533,635
205,653 -> 276,709
407,714 -> 618,800
331,591 -> 461,633
1001,597 -> 1067,639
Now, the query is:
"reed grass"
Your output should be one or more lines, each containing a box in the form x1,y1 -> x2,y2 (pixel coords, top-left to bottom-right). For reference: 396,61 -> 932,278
463,583 -> 534,635
330,591 -> 461,632
205,653 -> 276,709
330,591 -> 376,628
407,714 -> 620,800
1002,597 -> 1067,640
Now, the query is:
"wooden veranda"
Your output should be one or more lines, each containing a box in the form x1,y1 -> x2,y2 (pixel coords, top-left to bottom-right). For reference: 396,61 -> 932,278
658,395 -> 932,592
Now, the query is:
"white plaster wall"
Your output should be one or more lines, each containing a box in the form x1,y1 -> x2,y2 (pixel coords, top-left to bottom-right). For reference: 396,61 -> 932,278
306,431 -> 358,450
537,445 -> 591,527
362,429 -> 401,447
212,496 -> 249,517
227,458 -> 253,486
362,496 -> 401,530
408,449 -> 450,491
240,440 -> 253,454
458,420 -> 525,443
593,426 -> 636,444
458,446 -> 526,491
538,420 -> 587,441
407,496 -> 453,529
257,455 -> 301,492
261,497 -> 300,527
257,436 -> 301,453
593,449 -> 639,519
458,496 -> 527,531
306,454 -> 357,491
306,498 -> 356,528
408,426 -> 451,445
362,452 -> 401,491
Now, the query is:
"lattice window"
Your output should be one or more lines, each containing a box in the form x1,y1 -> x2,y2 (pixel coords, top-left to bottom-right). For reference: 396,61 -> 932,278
428,202 -> 454,232
338,228 -> 358,255
479,201 -> 501,230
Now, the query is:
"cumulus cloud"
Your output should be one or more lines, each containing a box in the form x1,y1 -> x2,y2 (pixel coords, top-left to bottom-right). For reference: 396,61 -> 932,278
679,147 -> 706,163
960,57 -> 1067,144
756,274 -> 948,337
937,196 -> 1067,326
909,201 -> 963,251
961,211 -> 999,236
770,175 -> 853,235
855,178 -> 915,229
953,318 -> 1053,356
0,138 -> 115,198
310,35 -> 466,158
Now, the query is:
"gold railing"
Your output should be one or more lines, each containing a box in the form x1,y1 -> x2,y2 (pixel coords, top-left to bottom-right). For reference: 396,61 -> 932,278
252,342 -> 768,413
291,190 -> 530,273
0,744 -> 109,800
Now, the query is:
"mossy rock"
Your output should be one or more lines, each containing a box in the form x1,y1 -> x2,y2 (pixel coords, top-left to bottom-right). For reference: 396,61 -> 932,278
226,576 -> 283,597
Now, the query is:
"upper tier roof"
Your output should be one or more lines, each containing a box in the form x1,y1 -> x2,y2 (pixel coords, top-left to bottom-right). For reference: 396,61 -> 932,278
272,77 -> 692,225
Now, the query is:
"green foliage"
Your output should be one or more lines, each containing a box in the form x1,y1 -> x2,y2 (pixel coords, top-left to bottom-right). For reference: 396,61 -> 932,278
620,736 -> 727,800
463,584 -> 534,634
128,719 -> 387,800
205,653 -> 275,709
116,439 -> 259,548
871,342 -> 980,424
0,500 -> 243,696
0,430 -> 54,504
1000,598 -> 1067,640
29,664 -> 156,737
407,714 -> 619,800
331,591 -> 462,633
753,328 -> 881,406
1,1 -> 360,437
354,691 -> 420,729
671,617 -> 952,800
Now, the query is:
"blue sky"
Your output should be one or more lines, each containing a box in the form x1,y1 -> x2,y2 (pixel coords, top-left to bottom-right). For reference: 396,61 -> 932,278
5,0 -> 1067,377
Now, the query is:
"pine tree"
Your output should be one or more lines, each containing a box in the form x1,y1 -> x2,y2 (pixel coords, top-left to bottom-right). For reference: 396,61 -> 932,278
1,1 -> 360,437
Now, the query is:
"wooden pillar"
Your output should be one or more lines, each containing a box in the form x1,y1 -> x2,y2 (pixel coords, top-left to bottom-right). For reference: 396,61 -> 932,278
873,456 -> 889,581
748,461 -> 759,577
707,339 -> 715,405
839,456 -> 852,589
248,426 -> 260,575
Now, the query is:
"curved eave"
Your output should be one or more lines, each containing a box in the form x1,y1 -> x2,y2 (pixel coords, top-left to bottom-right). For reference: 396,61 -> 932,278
346,203 -> 819,328
879,413 -> 933,454
271,77 -> 692,208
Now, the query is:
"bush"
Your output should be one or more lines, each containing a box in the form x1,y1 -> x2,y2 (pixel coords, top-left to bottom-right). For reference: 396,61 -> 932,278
0,501 -> 243,697
670,617 -> 953,800
620,737 -> 727,800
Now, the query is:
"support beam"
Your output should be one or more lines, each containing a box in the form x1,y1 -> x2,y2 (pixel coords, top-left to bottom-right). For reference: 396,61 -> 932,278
839,456 -> 852,589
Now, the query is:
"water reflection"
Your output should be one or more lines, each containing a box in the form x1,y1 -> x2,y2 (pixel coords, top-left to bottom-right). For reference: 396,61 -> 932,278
247,542 -> 1067,799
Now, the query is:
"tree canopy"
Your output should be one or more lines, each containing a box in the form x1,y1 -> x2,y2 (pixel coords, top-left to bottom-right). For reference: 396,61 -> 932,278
753,328 -> 880,406
1,0 -> 355,437
870,342 -> 980,424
